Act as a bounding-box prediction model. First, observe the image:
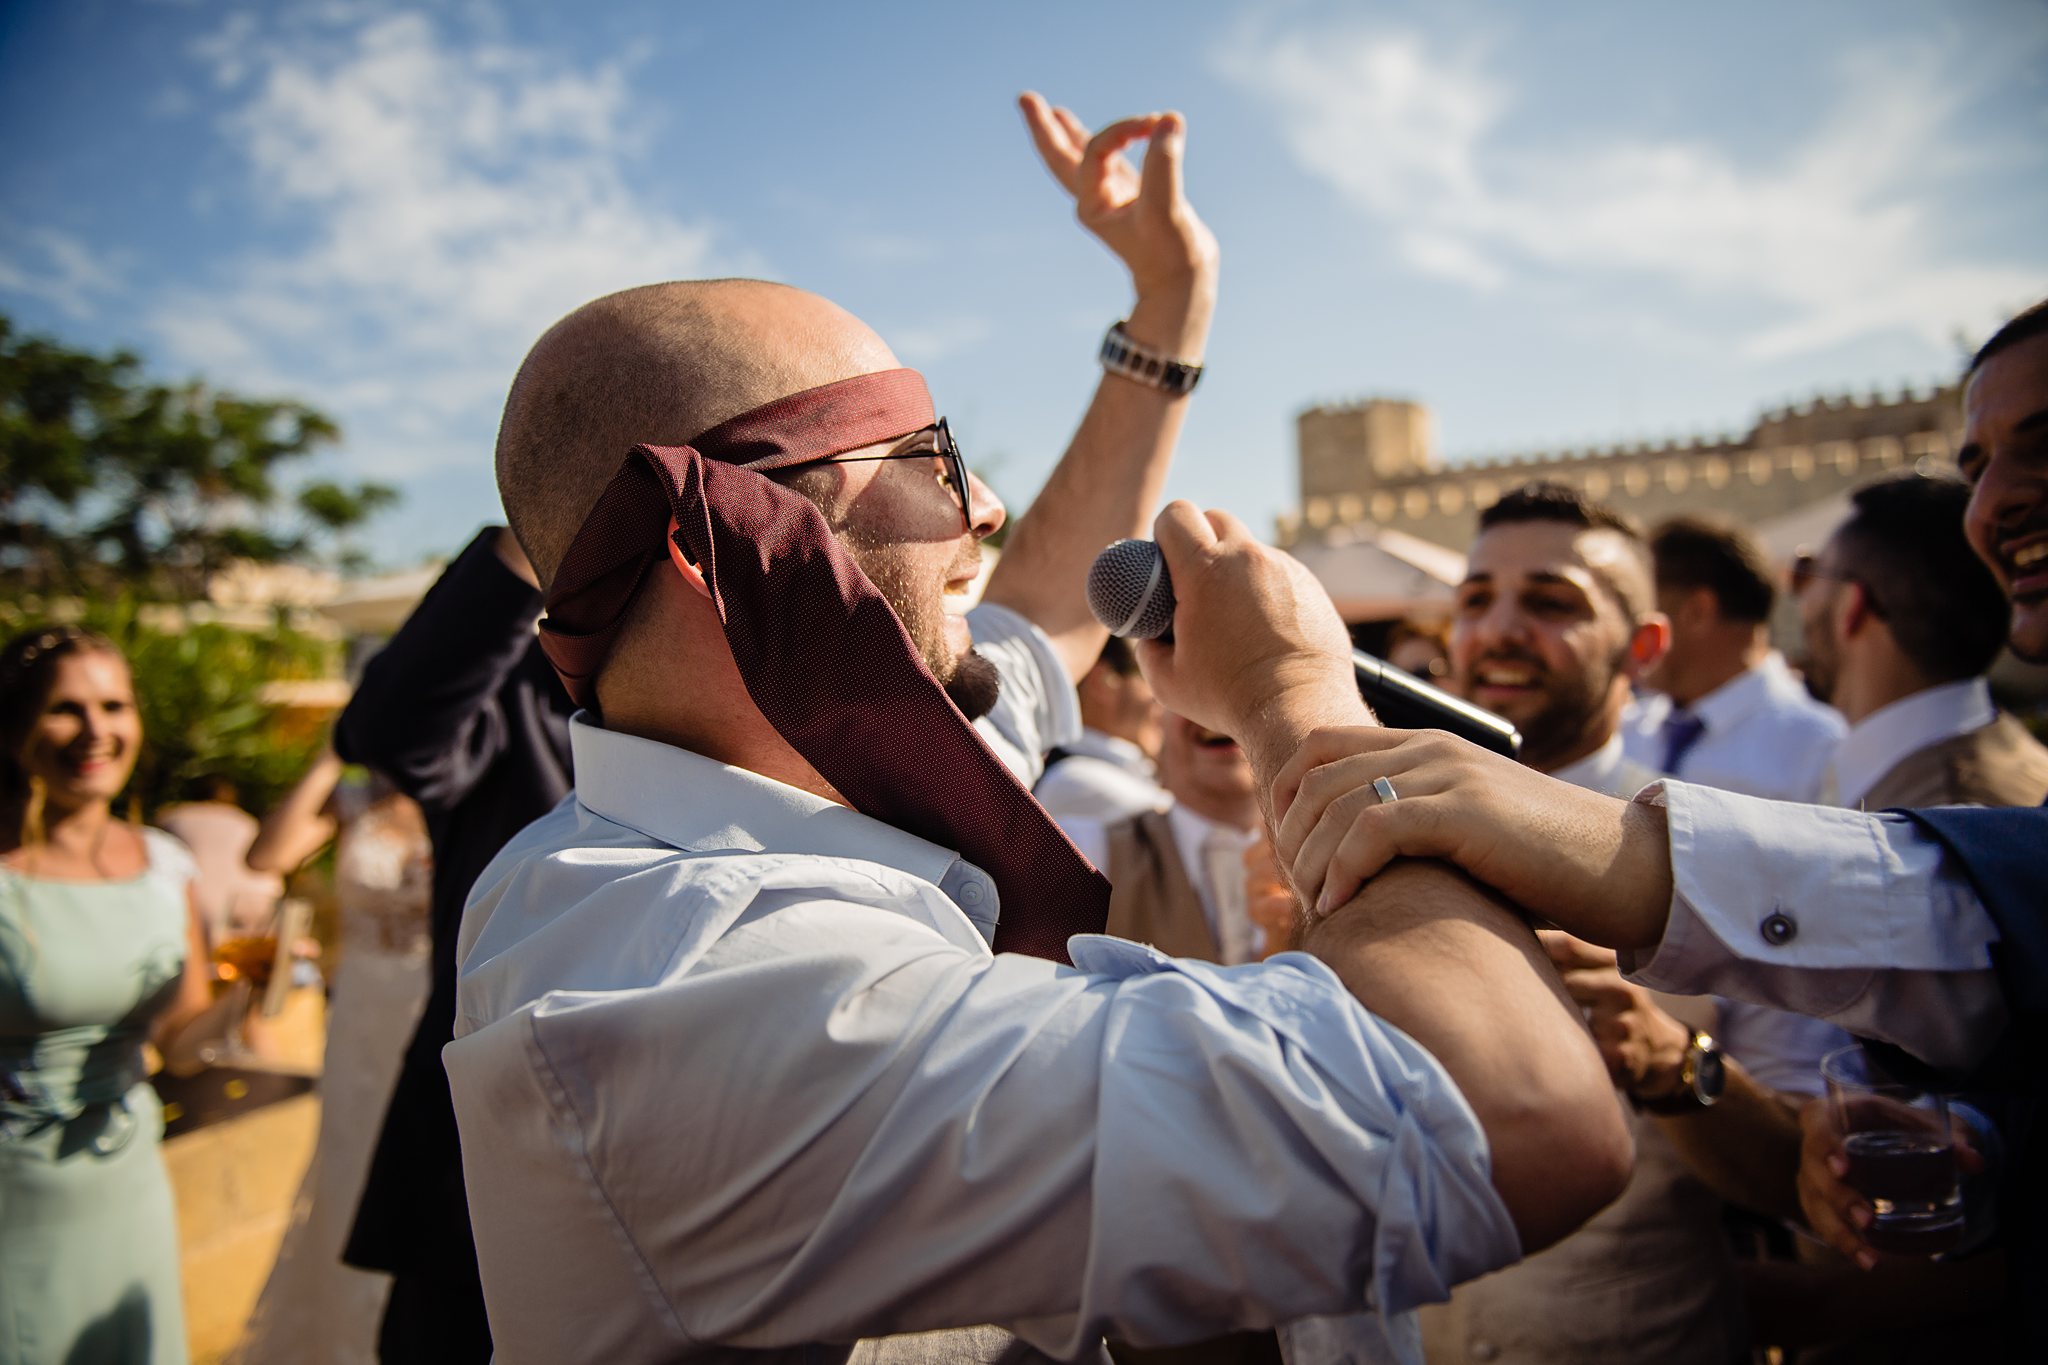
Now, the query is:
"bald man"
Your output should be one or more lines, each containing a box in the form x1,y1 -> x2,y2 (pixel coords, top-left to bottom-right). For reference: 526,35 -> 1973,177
444,97 -> 1629,1364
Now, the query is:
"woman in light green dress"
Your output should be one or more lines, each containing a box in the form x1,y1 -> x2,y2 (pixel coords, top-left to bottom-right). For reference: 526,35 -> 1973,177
1,627 -> 222,1365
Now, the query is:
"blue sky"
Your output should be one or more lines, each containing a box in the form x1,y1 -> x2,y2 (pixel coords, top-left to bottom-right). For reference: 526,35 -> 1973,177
4,0 -> 2045,567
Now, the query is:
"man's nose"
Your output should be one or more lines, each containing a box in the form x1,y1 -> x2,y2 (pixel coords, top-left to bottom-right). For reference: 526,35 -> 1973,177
967,471 -> 1005,540
1473,598 -> 1532,647
1969,450 -> 2041,537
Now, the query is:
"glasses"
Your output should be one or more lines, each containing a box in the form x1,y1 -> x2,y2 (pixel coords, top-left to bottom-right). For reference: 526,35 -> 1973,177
1790,549 -> 1885,617
794,419 -> 972,533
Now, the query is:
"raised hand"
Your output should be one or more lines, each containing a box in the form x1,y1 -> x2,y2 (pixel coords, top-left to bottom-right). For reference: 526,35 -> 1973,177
1018,92 -> 1218,323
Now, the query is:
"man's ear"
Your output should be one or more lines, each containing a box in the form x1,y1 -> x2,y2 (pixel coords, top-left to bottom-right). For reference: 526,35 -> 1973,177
666,516 -> 712,601
1625,613 -> 1672,679
1838,581 -> 1876,639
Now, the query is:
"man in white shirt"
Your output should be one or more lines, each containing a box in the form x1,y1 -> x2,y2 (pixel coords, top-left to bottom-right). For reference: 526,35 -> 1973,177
1624,517 -> 1844,801
1059,713 -> 1265,966
446,97 -> 1628,1365
1034,636 -> 1171,824
1797,472 -> 2048,812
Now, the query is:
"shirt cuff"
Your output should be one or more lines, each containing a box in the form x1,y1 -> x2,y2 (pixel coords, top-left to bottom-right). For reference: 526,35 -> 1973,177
1623,781 -> 1997,996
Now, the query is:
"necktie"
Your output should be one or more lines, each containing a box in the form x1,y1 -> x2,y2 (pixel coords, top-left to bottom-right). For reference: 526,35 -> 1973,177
538,372 -> 1110,966
1659,709 -> 1708,776
1202,830 -> 1257,965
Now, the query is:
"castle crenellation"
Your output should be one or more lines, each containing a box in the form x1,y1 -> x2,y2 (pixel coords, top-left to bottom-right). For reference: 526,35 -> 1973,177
1278,381 -> 1963,556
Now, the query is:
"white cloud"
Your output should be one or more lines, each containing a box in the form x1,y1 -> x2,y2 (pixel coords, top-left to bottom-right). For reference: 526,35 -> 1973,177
1217,21 -> 2046,357
147,7 -> 743,480
0,226 -> 122,321
886,315 -> 993,364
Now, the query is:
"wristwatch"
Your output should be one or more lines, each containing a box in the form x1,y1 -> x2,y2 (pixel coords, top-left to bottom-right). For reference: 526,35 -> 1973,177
1634,1029 -> 1725,1115
1099,321 -> 1204,397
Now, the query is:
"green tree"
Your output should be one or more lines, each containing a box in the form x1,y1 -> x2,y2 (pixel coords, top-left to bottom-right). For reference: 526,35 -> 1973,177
0,313 -> 396,598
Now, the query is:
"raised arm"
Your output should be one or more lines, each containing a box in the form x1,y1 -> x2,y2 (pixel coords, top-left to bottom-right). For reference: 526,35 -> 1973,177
334,526 -> 549,812
980,93 -> 1218,682
1141,503 -> 1632,1250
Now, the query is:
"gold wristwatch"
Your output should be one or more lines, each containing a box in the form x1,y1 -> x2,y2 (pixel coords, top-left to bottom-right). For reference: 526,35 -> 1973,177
1635,1029 -> 1726,1115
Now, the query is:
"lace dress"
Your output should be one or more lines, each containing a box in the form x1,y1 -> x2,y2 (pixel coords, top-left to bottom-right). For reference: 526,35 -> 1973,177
0,828 -> 195,1365
231,795 -> 431,1365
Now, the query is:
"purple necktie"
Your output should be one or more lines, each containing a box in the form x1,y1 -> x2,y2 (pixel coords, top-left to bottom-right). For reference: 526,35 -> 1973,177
1659,709 -> 1707,775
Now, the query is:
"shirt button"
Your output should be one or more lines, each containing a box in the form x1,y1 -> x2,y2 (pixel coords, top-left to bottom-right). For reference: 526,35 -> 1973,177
1760,912 -> 1797,946
1469,1342 -> 1499,1361
957,881 -> 984,907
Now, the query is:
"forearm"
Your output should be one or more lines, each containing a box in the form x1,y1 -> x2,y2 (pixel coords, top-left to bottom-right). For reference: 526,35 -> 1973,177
983,278 -> 1215,678
1303,861 -> 1632,1252
1652,1062 -> 1805,1222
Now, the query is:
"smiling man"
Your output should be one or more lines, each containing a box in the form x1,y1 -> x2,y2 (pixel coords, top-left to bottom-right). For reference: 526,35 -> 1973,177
1450,481 -> 1667,793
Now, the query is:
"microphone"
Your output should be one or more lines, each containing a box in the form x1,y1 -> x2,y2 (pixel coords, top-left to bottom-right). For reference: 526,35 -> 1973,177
1086,538 -> 1521,759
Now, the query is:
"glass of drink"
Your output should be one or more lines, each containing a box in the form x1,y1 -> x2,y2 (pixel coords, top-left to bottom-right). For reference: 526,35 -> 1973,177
1820,1045 -> 1964,1256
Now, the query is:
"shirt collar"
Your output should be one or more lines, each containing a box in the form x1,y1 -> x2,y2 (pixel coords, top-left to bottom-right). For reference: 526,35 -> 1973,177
1830,678 -> 1995,808
1064,728 -> 1157,780
1548,732 -> 1628,792
1689,652 -> 1799,731
567,714 -> 1002,937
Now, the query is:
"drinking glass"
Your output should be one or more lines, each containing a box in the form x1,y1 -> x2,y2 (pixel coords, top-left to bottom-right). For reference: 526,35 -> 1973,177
1820,1044 -> 1964,1256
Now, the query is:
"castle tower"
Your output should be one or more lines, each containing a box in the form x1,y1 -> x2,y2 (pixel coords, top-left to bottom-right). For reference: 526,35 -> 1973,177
1297,399 -> 1434,503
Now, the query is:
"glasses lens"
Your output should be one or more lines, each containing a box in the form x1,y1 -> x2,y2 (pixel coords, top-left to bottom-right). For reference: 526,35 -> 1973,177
935,419 -> 969,528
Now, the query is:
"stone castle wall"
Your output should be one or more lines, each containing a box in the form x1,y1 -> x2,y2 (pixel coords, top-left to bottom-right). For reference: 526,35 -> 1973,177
1277,385 -> 1964,554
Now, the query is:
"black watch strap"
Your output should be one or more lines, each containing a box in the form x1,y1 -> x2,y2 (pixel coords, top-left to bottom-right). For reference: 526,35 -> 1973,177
1099,322 -> 1203,397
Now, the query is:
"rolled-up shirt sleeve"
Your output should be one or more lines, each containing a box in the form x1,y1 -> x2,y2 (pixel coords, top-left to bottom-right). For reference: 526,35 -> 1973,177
448,869 -> 1517,1361
1620,781 -> 2006,1071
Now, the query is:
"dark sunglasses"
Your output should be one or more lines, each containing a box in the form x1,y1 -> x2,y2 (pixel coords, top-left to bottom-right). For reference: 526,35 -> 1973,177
801,419 -> 971,533
1789,549 -> 1885,617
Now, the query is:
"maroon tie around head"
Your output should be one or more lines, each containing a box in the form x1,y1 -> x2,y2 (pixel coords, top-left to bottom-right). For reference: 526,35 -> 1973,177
536,369 -> 1109,964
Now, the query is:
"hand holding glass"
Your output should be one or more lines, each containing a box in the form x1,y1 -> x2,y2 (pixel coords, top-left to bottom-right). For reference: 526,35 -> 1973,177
1820,1045 -> 1964,1256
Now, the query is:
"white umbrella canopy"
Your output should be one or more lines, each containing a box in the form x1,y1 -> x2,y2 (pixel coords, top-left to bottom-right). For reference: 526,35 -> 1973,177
1287,525 -> 1467,624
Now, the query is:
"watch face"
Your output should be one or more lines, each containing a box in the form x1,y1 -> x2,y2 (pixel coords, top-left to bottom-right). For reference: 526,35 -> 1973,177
1693,1044 -> 1727,1102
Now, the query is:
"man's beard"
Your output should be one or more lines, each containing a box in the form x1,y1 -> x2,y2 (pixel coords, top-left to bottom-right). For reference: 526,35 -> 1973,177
840,527 -> 1003,722
1482,645 -> 1626,772
944,650 -> 1003,722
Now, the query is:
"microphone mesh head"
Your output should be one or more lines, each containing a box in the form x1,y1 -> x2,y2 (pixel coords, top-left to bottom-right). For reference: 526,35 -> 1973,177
1085,538 -> 1177,640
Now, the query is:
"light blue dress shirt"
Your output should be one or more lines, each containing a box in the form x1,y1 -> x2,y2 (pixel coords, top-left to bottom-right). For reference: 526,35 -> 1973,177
445,604 -> 1517,1364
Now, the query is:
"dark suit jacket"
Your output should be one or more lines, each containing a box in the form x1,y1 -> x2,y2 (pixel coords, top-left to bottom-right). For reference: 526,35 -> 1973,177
334,529 -> 574,1287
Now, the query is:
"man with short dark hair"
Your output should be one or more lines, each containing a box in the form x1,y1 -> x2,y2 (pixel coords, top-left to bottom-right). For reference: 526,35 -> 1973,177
1797,472 -> 2048,810
1625,516 -> 1843,800
1450,480 -> 1666,792
1430,481 -> 1755,1365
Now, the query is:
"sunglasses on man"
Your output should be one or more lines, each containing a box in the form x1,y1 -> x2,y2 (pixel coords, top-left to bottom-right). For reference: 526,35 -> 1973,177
787,419 -> 972,533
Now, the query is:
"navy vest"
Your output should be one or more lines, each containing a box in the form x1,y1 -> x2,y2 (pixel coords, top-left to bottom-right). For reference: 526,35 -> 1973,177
1892,804 -> 2045,1349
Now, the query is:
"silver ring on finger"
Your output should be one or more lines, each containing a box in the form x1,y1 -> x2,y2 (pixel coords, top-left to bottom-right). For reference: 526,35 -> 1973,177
1373,776 -> 1398,805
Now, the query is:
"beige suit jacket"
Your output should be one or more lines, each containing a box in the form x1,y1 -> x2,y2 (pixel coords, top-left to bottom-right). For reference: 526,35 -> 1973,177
1860,712 -> 2048,811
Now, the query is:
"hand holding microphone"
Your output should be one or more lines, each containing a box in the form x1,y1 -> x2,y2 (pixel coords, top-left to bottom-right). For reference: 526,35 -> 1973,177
1080,505 -> 1365,778
1087,511 -> 1520,759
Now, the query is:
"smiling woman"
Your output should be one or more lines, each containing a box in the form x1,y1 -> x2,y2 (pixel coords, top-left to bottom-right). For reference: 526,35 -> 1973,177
0,625 -> 226,1365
